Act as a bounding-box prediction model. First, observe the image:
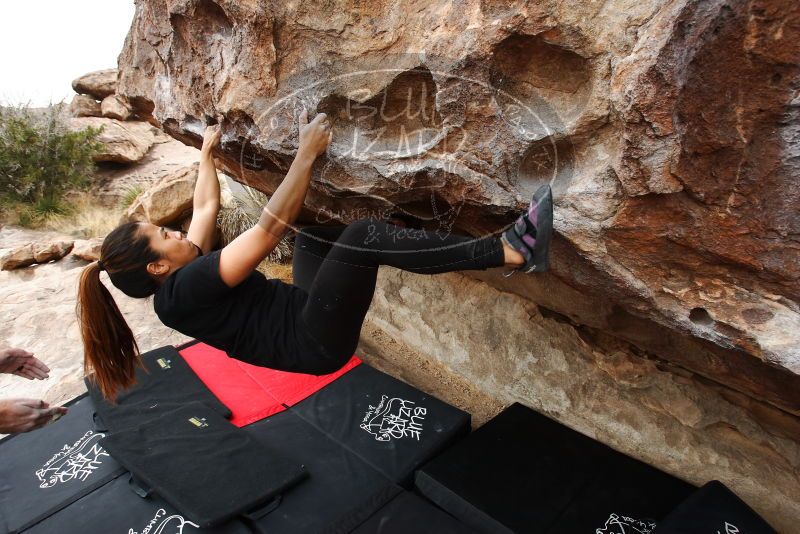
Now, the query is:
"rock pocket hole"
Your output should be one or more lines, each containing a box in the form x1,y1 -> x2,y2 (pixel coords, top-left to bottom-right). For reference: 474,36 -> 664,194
317,66 -> 443,160
490,33 -> 592,124
170,0 -> 232,68
516,135 -> 575,198
689,307 -> 715,327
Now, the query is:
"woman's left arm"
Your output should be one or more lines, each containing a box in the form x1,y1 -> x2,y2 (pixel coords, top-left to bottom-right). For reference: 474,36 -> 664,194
187,124 -> 223,254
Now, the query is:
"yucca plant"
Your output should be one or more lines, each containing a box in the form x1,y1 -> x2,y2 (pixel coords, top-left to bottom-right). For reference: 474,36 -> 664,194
119,184 -> 144,209
217,182 -> 294,264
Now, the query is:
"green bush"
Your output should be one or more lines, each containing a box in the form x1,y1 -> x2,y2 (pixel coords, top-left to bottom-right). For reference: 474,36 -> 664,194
0,103 -> 103,209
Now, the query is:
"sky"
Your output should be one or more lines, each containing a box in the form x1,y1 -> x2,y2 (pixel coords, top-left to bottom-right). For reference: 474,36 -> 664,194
0,1 -> 136,107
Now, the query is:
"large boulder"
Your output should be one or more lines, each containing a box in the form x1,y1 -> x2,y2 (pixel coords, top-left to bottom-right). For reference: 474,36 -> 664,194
100,94 -> 133,121
116,0 -> 800,409
69,94 -> 102,118
69,117 -> 157,163
71,68 -> 118,100
116,1 -> 800,528
71,238 -> 103,262
125,163 -> 199,226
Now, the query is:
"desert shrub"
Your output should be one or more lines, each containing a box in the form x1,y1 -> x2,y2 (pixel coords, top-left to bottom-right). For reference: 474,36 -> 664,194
39,192 -> 122,238
119,184 -> 144,209
217,182 -> 294,264
0,102 -> 103,211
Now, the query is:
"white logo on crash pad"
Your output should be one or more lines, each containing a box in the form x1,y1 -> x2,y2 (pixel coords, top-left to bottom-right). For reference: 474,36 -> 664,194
360,395 -> 426,442
35,430 -> 109,488
596,513 -> 656,534
128,508 -> 199,534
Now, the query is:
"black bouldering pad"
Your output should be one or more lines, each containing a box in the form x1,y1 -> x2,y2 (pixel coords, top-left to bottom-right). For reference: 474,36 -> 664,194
653,481 -> 776,534
86,345 -> 231,433
415,403 -> 695,534
292,363 -> 470,486
350,491 -> 478,534
244,409 -> 401,534
550,449 -> 694,533
23,474 -> 253,534
0,394 -> 124,534
100,402 -> 305,527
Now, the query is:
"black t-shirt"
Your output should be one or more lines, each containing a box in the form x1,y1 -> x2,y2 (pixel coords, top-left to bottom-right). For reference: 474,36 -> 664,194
153,249 -> 313,370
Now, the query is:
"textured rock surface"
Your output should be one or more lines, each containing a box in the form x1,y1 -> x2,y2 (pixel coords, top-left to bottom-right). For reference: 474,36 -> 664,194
71,68 -> 118,100
0,244 -> 36,271
125,162 -> 199,226
69,94 -> 102,118
69,117 -> 157,163
100,94 -> 133,121
0,240 -> 73,270
32,241 -> 74,264
71,238 -> 103,262
116,0 -> 800,414
365,268 -> 800,532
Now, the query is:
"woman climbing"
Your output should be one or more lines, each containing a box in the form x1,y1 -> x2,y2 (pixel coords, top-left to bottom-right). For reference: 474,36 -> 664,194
77,110 -> 553,400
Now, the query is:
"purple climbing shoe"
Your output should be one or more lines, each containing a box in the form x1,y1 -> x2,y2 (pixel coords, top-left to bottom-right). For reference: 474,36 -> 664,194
500,184 -> 553,275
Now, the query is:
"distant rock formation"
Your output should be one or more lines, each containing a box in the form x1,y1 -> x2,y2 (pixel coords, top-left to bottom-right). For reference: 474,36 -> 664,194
69,94 -> 102,118
1,240 -> 73,270
71,68 -> 117,100
68,69 -> 155,163
100,94 -> 133,121
69,117 -> 158,164
124,162 -> 199,226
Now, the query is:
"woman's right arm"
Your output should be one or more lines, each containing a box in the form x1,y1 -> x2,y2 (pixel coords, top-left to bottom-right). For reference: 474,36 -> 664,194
217,109 -> 332,287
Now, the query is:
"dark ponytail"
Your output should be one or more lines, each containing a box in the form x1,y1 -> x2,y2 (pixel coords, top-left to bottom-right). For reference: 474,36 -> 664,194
77,222 -> 161,401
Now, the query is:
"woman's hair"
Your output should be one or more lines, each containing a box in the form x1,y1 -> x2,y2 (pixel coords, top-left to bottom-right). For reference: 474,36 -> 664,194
77,222 -> 161,401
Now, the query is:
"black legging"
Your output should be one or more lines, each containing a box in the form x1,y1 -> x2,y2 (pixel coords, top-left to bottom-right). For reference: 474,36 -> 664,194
292,219 -> 506,367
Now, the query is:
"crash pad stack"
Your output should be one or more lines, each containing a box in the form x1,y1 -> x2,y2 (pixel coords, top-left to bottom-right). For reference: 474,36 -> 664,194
0,342 -> 474,533
0,342 -> 776,533
414,403 -> 776,533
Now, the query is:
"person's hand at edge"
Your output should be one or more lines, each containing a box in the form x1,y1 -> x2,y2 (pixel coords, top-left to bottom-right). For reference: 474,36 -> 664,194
0,399 -> 68,434
0,348 -> 50,380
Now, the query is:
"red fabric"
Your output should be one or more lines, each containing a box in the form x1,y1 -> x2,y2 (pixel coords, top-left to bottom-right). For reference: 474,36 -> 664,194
179,341 -> 361,425
179,343 -> 284,427
236,355 -> 361,407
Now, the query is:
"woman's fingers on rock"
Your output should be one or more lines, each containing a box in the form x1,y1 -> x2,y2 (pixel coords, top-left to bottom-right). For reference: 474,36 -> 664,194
299,108 -> 309,126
